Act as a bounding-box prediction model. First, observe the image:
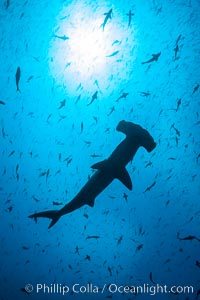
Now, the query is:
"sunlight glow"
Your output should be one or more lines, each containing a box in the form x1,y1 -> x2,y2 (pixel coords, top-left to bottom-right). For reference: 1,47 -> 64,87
68,18 -> 108,74
49,3 -> 137,90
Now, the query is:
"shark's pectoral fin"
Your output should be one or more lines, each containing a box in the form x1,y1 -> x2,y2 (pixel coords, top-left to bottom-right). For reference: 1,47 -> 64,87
91,160 -> 108,170
116,168 -> 133,190
92,160 -> 132,190
86,198 -> 95,207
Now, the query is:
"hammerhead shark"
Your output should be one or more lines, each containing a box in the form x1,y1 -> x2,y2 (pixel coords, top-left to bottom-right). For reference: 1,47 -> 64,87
29,120 -> 156,229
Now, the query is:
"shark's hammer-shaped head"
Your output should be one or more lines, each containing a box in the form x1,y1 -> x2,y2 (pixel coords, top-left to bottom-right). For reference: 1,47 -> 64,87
116,120 -> 156,152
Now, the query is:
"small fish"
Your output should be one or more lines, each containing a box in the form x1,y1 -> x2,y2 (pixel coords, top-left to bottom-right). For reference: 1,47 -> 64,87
145,162 -> 152,168
55,170 -> 61,176
112,40 -> 121,46
105,127 -> 110,132
108,195 -> 115,199
27,75 -> 34,82
177,234 -> 200,242
140,91 -> 151,97
87,91 -> 98,106
66,158 -> 72,167
93,116 -> 98,123
108,266 -> 112,276
32,195 -> 40,202
16,164 -> 19,181
46,113 -> 52,123
143,181 -> 156,193
86,235 -> 100,240
174,44 -> 179,60
126,10 -> 134,27
63,156 -> 71,163
136,244 -> 143,251
149,272 -> 156,284
85,255 -> 91,261
196,260 -> 200,268
192,84 -> 199,95
123,192 -> 128,201
75,94 -> 81,104
2,168 -> 6,175
171,123 -> 180,136
65,62 -> 71,68
81,122 -> 84,133
75,246 -> 80,255
52,201 -> 63,206
32,56 -> 40,62
196,153 -> 200,164
16,66 -> 21,93
175,34 -> 182,46
116,92 -> 129,102
2,127 -> 6,139
5,0 -> 10,9
76,83 -> 82,91
165,200 -> 170,206
58,99 -> 66,109
90,154 -> 102,158
175,98 -> 181,111
106,50 -> 119,57
53,34 -> 69,41
193,121 -> 200,126
107,106 -> 115,116
7,206 -> 13,213
22,246 -> 29,250
141,52 -> 161,64
0,100 -> 6,105
58,115 -> 67,123
8,150 -> 15,157
39,171 -> 47,177
46,169 -> 50,182
101,9 -> 112,31
116,235 -> 123,245
94,79 -> 100,90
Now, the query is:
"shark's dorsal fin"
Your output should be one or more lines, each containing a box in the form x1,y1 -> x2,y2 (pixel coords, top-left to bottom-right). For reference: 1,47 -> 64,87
91,160 -> 108,171
116,167 -> 133,190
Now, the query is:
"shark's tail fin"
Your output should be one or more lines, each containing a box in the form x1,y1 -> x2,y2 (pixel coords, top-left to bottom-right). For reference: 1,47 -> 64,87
28,210 -> 61,229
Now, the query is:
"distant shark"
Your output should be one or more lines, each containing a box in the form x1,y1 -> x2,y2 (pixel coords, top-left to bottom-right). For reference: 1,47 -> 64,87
141,52 -> 161,64
101,9 -> 112,31
126,10 -> 134,27
29,120 -> 156,229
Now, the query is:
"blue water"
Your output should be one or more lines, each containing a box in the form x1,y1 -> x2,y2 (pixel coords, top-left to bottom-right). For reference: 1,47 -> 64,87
0,0 -> 200,299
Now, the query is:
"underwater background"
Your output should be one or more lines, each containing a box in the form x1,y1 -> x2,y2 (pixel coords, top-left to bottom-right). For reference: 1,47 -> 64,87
0,0 -> 200,299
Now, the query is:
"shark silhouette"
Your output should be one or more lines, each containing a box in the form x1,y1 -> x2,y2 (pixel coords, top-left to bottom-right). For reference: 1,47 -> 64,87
29,120 -> 156,228
101,9 -> 112,31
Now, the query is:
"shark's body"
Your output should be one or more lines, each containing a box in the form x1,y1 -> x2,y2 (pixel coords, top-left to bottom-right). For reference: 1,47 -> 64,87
141,52 -> 161,64
29,120 -> 156,228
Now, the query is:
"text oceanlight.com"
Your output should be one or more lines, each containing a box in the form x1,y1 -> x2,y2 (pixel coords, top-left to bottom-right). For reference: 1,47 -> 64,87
24,283 -> 194,296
